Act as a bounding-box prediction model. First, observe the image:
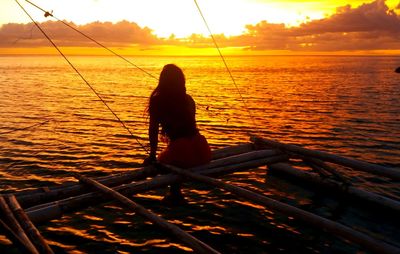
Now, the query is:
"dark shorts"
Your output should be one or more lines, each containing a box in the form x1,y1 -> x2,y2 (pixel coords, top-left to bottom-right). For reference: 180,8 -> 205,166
158,134 -> 211,168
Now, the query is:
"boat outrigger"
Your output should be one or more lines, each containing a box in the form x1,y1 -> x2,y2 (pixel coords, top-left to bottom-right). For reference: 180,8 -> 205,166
2,1 -> 399,253
1,136 -> 399,253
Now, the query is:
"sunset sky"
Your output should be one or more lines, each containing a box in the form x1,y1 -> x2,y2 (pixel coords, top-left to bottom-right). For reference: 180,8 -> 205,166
1,0 -> 400,55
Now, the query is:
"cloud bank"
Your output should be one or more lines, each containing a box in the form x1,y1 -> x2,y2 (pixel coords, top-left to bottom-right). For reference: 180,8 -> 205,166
0,20 -> 159,47
1,0 -> 400,52
230,0 -> 400,51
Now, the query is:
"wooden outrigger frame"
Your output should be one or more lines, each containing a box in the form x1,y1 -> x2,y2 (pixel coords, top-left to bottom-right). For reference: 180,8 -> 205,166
1,136 -> 399,253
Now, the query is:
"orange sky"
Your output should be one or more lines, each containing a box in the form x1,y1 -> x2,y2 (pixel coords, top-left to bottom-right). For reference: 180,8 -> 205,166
1,0 -> 400,55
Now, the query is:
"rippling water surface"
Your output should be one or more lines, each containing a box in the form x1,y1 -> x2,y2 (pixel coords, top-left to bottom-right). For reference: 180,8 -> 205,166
0,55 -> 399,253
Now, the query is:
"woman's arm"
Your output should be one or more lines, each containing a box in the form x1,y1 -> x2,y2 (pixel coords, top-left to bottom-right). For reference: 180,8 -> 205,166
148,112 -> 159,159
188,94 -> 196,115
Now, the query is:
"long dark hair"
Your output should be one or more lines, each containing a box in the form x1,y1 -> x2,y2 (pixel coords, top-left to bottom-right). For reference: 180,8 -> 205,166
148,64 -> 188,119
150,64 -> 186,99
148,64 -> 197,139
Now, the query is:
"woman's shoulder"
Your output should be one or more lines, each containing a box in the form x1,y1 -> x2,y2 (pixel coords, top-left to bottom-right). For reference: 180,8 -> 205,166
186,94 -> 195,104
149,94 -> 162,116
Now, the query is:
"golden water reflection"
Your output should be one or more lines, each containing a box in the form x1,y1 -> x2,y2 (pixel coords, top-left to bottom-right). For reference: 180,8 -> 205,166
1,55 -> 399,253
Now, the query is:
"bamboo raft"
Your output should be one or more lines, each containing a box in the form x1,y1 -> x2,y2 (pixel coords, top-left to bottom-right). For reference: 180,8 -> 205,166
1,136 -> 399,253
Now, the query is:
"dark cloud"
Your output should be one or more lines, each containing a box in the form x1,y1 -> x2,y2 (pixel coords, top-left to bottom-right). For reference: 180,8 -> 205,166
0,20 -> 160,47
2,0 -> 400,52
295,0 -> 400,34
231,0 -> 400,51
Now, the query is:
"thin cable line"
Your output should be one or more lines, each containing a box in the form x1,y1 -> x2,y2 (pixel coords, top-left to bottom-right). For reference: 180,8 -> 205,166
193,0 -> 257,128
26,0 -> 217,123
15,0 -> 149,154
0,120 -> 50,135
24,0 -> 158,81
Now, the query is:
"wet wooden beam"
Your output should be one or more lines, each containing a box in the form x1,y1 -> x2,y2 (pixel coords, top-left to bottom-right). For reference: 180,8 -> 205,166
251,136 -> 400,181
6,195 -> 54,254
269,163 -> 400,213
26,154 -> 288,225
303,157 -> 351,185
15,143 -> 259,209
0,218 -> 36,254
76,174 -> 221,254
0,196 -> 39,254
166,164 -> 400,254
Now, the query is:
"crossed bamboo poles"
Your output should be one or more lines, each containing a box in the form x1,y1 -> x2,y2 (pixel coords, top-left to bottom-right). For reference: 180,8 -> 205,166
1,137 -> 400,253
0,195 -> 54,254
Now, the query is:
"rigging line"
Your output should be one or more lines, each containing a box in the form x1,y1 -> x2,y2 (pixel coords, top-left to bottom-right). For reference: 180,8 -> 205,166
24,0 -> 158,81
193,0 -> 257,128
25,0 -> 222,120
0,120 -> 50,135
12,23 -> 36,45
15,0 -> 149,154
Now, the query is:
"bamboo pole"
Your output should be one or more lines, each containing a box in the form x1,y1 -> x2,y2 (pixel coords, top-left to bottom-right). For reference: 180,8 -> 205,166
268,163 -> 400,213
251,136 -> 400,181
16,166 -> 159,208
15,144 -> 260,209
303,157 -> 351,185
6,195 -> 54,254
26,155 -> 288,225
0,218 -> 35,254
75,174 -> 221,254
211,143 -> 254,159
306,160 -> 331,178
0,196 -> 39,254
22,150 -> 279,210
165,165 -> 400,254
200,149 -> 280,170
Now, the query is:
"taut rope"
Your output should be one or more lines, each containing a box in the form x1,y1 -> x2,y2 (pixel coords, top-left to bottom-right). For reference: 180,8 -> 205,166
15,0 -> 149,154
193,0 -> 257,128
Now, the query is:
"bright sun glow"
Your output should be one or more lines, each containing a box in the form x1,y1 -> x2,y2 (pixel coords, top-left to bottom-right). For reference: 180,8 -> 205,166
1,0 -> 400,55
2,0 -> 398,38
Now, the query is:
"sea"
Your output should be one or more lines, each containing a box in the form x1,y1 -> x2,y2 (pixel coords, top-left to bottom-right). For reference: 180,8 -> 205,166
0,55 -> 399,253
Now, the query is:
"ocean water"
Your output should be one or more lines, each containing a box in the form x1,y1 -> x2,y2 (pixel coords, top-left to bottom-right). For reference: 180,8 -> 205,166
0,55 -> 399,253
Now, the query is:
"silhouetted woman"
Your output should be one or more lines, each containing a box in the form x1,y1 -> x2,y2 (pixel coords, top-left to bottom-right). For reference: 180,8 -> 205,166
145,64 -> 211,204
